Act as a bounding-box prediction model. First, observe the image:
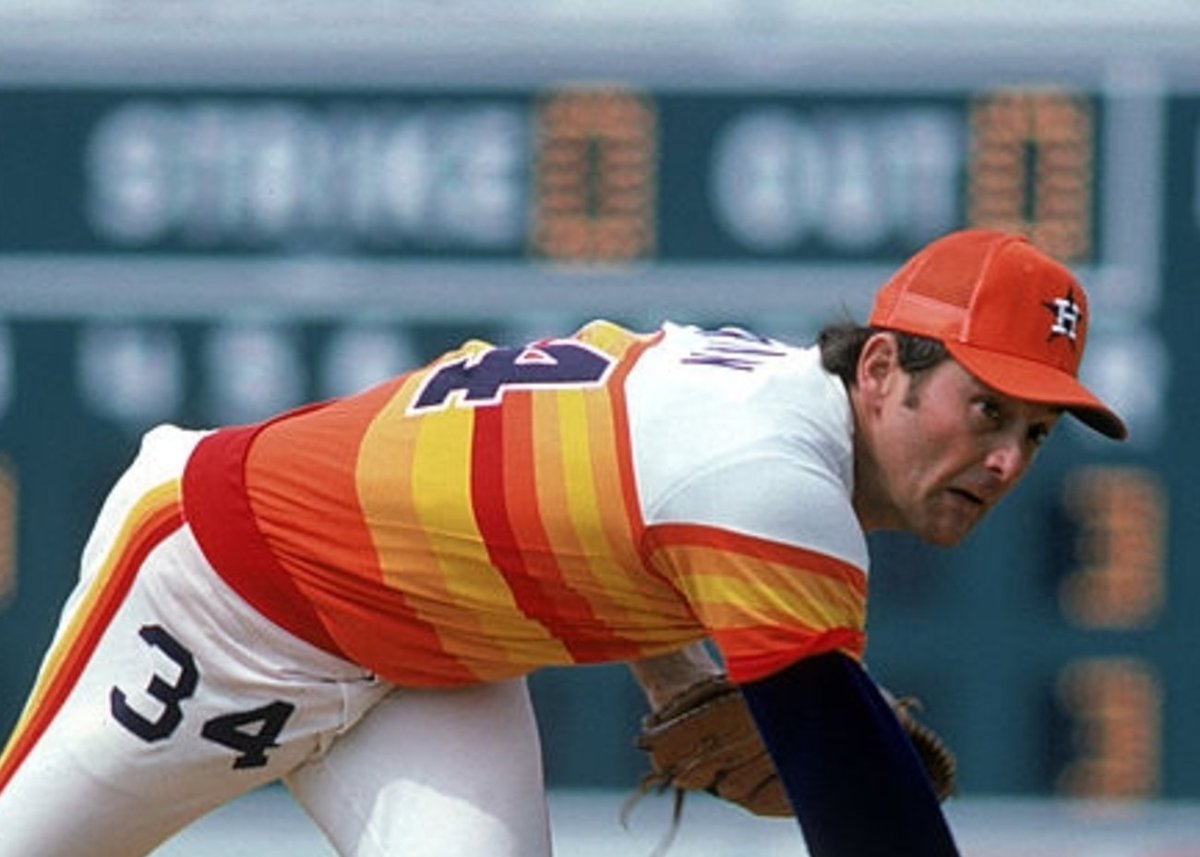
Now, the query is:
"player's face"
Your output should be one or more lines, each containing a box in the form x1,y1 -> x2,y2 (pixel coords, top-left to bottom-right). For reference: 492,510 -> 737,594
860,353 -> 1061,547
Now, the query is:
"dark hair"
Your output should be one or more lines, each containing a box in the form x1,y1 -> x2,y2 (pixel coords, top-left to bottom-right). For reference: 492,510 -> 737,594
817,323 -> 948,387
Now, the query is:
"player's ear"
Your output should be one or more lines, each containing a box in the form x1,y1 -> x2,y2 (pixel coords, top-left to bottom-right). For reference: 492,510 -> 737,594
855,333 -> 902,405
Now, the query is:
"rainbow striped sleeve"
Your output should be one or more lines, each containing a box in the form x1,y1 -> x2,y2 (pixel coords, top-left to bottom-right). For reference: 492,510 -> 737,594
643,523 -> 867,684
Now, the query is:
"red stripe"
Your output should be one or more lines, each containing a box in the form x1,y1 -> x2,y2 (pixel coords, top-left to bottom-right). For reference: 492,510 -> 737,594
239,391 -> 479,686
0,501 -> 183,793
644,523 -> 867,596
609,333 -> 657,541
471,399 -> 642,662
471,404 -> 588,656
182,426 -> 348,660
606,333 -> 683,600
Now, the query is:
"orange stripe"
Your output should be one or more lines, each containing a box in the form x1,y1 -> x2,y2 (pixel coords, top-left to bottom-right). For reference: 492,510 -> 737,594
549,330 -> 698,652
524,333 -> 672,627
648,543 -> 866,651
644,523 -> 867,597
408,383 -> 570,677
0,482 -> 183,792
192,423 -> 348,659
603,333 -> 697,608
609,332 -> 658,542
501,391 -> 554,570
643,522 -> 867,683
585,390 -> 637,570
683,583 -> 863,628
523,389 -> 643,661
550,387 -> 650,660
472,398 -> 591,647
528,388 -> 590,608
584,378 -> 681,615
354,373 -> 484,684
479,388 -> 643,662
715,626 -> 866,684
499,392 -> 608,637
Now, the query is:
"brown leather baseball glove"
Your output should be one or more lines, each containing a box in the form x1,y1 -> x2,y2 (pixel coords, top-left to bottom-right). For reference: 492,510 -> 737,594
632,674 -> 956,820
882,690 -> 958,802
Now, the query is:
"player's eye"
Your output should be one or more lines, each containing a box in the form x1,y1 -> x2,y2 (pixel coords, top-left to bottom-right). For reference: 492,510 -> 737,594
975,397 -> 1003,425
1028,422 -> 1054,448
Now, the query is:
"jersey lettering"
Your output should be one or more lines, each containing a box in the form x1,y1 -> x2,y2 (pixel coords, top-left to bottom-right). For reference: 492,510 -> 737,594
681,327 -> 787,372
410,340 -> 613,412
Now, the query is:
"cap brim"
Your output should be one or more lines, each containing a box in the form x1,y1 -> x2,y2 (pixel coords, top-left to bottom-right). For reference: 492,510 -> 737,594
945,341 -> 1128,441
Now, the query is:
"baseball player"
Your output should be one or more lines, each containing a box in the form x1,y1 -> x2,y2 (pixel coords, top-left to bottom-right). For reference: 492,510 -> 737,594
0,229 -> 1125,857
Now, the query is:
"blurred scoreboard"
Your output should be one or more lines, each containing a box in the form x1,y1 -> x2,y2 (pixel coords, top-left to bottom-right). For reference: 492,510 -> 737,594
0,32 -> 1195,801
0,86 -> 1098,264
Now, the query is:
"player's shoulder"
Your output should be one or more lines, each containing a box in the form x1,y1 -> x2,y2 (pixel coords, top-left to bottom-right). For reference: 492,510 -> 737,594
626,321 -> 858,535
654,321 -> 796,361
568,318 -> 659,358
633,322 -> 845,423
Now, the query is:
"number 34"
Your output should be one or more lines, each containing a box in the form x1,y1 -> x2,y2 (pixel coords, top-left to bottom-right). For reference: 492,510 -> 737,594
110,624 -> 295,770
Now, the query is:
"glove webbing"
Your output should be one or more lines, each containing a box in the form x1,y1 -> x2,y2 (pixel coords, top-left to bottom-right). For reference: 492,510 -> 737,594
619,778 -> 686,857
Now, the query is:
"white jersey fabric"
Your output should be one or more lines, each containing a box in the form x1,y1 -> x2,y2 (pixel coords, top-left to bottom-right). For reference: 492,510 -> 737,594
626,323 -> 869,574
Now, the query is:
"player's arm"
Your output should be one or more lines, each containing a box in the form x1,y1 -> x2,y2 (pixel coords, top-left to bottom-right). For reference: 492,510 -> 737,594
739,650 -> 961,857
626,641 -> 723,709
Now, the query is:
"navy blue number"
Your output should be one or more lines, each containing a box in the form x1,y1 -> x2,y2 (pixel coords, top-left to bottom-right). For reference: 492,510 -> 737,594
111,624 -> 296,769
413,341 -> 612,410
201,701 -> 296,769
110,624 -> 199,742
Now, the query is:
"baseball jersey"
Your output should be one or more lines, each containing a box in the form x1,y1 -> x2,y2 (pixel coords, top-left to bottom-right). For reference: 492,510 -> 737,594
182,320 -> 868,687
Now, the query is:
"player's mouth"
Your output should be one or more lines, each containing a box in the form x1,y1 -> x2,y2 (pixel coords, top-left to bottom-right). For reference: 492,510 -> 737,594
946,486 -> 986,510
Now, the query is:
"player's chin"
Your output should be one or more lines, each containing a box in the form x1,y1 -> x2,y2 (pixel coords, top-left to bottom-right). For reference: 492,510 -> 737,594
915,506 -> 982,547
922,528 -> 971,548
912,525 -> 966,548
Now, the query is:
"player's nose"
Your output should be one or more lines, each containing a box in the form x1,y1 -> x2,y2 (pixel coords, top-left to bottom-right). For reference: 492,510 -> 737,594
982,432 -> 1032,488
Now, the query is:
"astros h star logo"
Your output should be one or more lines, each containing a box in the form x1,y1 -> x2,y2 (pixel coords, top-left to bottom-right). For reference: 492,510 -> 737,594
1043,287 -> 1082,345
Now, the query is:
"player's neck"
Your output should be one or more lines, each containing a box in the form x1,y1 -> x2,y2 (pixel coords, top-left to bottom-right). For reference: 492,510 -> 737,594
847,389 -> 904,534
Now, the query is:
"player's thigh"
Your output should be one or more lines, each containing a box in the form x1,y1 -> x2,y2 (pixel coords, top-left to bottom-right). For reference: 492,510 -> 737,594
287,678 -> 551,857
0,531 -> 371,857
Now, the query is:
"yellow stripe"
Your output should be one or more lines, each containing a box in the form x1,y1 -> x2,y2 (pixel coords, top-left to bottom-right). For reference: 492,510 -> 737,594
553,389 -> 646,626
408,397 -> 570,669
653,544 -> 865,635
2,480 -> 179,760
530,389 -> 626,632
574,319 -> 648,354
357,376 -> 495,679
583,386 -> 678,615
691,573 -> 863,632
36,480 -> 179,690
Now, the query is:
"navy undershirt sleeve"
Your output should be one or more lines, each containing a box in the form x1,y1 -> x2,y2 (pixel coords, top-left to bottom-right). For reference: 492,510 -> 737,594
739,652 -> 961,857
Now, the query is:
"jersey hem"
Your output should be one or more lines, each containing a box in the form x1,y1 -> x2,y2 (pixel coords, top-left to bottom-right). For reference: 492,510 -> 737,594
182,421 -> 350,662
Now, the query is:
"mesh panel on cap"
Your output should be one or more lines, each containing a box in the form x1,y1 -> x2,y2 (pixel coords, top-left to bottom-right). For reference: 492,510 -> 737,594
903,246 -> 987,310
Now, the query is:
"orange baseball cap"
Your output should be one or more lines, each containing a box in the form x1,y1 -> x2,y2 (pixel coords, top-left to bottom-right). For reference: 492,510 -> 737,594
869,229 -> 1127,440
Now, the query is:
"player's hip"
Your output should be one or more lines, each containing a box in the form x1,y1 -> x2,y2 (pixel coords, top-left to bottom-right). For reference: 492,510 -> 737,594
42,423 -> 377,717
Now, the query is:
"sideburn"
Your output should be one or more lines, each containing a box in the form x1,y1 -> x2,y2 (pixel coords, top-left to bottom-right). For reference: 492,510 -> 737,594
901,372 -> 931,409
